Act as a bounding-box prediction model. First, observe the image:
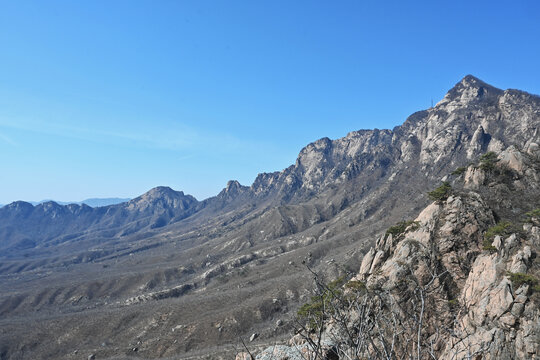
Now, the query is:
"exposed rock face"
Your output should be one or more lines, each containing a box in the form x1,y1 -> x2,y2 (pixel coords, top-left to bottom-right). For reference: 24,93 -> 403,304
440,242 -> 539,359
123,283 -> 193,305
367,145 -> 540,359
259,144 -> 539,359
255,344 -> 312,360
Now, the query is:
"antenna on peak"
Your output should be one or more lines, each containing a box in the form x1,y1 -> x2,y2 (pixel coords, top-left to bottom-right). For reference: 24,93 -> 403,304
431,98 -> 433,108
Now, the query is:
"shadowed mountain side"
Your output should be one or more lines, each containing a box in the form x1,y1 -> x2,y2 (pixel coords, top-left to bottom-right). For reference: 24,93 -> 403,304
0,187 -> 198,256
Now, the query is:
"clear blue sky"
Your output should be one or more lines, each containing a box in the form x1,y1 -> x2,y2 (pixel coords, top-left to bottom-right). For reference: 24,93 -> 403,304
1,1 -> 539,204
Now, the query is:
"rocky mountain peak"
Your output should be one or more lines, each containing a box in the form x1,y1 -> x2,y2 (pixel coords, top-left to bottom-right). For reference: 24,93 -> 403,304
461,74 -> 487,87
126,186 -> 197,212
225,180 -> 241,191
226,179 -> 248,194
457,74 -> 498,94
144,186 -> 182,198
37,200 -> 62,209
243,75 -> 538,202
215,180 -> 250,202
2,200 -> 34,214
34,201 -> 68,219
437,75 -> 503,109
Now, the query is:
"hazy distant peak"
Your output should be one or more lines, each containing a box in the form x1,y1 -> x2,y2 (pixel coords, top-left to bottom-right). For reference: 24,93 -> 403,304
80,198 -> 130,207
138,186 -> 184,199
36,201 -> 62,209
7,198 -> 130,208
3,200 -> 33,212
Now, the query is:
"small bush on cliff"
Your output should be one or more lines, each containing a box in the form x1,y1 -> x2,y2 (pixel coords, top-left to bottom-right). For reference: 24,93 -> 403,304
448,298 -> 460,309
479,151 -> 499,171
507,272 -> 540,293
428,182 -> 452,202
386,220 -> 420,237
482,239 -> 498,253
525,208 -> 540,224
452,166 -> 467,176
345,280 -> 366,292
297,276 -> 346,330
485,221 -> 513,240
482,221 -> 517,252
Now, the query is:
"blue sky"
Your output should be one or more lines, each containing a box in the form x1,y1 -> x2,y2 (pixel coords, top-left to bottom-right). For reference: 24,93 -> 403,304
0,1 -> 539,204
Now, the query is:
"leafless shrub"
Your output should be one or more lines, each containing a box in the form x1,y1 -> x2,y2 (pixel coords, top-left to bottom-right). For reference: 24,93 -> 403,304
292,263 -> 490,360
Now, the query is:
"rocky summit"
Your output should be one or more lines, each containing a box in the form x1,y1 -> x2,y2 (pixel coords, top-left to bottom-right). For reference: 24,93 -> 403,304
0,75 -> 539,359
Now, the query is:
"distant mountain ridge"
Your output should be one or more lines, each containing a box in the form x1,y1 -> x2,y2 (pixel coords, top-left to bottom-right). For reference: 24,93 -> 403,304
0,188 -> 195,255
23,197 -> 131,207
0,197 -> 130,208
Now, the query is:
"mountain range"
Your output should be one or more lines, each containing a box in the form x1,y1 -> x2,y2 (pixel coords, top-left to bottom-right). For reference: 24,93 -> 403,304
0,198 -> 130,209
0,75 -> 539,359
32,198 -> 131,208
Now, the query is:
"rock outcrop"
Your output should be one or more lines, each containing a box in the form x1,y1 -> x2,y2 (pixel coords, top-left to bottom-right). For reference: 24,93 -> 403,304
254,144 -> 540,359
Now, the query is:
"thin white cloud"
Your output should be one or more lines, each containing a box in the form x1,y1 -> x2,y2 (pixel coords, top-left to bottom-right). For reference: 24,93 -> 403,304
0,132 -> 17,146
176,154 -> 195,161
0,117 -> 246,153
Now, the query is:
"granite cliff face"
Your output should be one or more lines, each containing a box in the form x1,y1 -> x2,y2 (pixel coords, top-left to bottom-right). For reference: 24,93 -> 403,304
0,76 -> 539,359
253,143 -> 540,360
246,75 -> 539,203
369,143 -> 540,359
